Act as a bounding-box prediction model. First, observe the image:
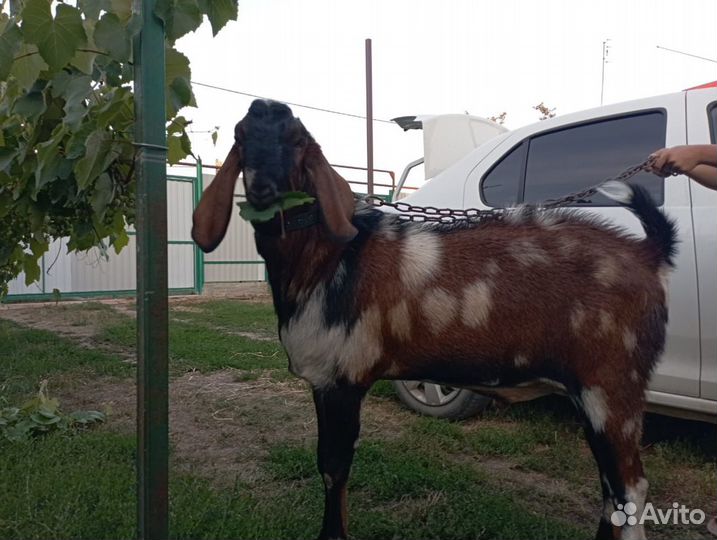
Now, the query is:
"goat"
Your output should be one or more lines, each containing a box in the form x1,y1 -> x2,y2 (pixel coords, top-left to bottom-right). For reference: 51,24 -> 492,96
192,99 -> 677,540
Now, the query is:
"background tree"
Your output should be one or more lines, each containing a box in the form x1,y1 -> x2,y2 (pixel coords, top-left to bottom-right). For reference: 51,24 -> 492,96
533,101 -> 557,120
0,0 -> 238,296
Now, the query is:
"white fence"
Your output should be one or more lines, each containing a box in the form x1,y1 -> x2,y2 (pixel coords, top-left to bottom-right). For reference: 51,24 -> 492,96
4,162 -> 394,302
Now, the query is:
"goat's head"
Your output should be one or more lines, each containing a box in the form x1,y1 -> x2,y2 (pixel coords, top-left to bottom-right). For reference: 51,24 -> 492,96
192,99 -> 358,253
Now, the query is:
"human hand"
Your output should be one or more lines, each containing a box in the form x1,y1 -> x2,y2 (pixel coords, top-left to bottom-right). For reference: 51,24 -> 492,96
647,146 -> 703,177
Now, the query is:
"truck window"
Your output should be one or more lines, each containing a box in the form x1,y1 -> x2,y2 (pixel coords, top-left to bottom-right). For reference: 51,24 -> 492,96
524,112 -> 665,206
709,101 -> 717,143
480,142 -> 526,207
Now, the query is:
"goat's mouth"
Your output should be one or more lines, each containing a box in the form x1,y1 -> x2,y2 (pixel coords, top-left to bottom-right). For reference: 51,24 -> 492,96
246,192 -> 279,211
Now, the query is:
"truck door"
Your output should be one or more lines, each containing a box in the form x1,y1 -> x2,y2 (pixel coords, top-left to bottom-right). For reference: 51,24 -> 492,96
686,88 -> 717,400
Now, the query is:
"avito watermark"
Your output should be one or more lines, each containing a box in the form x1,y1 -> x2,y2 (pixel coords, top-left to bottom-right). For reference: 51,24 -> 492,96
611,502 -> 706,527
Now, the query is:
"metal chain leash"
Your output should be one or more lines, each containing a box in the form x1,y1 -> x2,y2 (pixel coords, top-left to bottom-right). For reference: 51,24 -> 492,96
358,158 -> 655,223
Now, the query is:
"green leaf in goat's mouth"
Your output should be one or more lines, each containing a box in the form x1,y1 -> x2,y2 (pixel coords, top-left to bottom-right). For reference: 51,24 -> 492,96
237,191 -> 316,223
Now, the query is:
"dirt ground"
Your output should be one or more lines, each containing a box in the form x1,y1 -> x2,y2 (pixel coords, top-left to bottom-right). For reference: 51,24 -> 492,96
1,291 -> 713,539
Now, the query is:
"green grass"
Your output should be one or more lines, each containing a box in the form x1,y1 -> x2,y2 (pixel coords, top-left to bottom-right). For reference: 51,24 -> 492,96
99,302 -> 286,374
1,299 -> 714,540
265,438 -> 591,540
0,432 -> 136,540
0,319 -> 131,402
174,299 -> 279,335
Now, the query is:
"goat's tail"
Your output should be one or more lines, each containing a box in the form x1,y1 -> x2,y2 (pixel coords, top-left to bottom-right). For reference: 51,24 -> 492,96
598,180 -> 678,267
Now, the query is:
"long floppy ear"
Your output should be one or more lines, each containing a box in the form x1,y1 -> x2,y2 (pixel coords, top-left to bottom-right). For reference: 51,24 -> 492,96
192,145 -> 243,252
305,144 -> 358,243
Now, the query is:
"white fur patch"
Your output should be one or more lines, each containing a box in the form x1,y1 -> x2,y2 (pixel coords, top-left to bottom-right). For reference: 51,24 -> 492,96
514,354 -> 529,367
581,386 -> 609,432
509,239 -> 550,266
400,230 -> 441,289
388,299 -> 411,341
570,302 -> 586,333
623,478 -> 649,540
244,168 -> 256,190
597,179 -> 633,204
535,210 -> 562,229
336,305 -> 383,383
280,287 -> 382,388
597,310 -> 615,336
483,259 -> 501,277
622,415 -> 641,441
423,287 -> 457,334
281,287 -> 343,388
622,329 -> 638,353
594,257 -> 620,287
461,280 -> 493,328
658,265 -> 671,302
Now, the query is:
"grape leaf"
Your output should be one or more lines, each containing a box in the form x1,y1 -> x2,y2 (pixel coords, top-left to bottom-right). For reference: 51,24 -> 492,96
237,192 -> 315,223
22,1 -> 87,71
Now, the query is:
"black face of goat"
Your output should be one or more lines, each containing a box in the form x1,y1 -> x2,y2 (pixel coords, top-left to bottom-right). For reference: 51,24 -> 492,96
235,99 -> 308,210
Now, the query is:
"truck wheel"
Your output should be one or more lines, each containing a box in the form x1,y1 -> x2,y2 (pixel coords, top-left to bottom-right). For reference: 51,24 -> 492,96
392,380 -> 491,420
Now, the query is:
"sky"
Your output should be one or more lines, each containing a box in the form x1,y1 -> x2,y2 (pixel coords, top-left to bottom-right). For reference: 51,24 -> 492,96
176,0 -> 717,190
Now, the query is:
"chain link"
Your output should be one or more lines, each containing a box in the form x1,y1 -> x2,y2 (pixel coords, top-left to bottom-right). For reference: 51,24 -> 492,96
358,159 -> 654,223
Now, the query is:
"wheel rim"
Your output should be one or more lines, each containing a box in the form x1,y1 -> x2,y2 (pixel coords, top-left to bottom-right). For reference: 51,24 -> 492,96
401,381 -> 461,406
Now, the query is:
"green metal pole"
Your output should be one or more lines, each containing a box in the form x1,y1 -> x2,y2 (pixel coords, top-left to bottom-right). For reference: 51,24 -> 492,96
133,1 -> 168,539
194,158 -> 204,295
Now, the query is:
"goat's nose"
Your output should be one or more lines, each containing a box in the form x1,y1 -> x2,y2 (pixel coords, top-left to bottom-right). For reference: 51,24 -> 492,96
249,183 -> 279,209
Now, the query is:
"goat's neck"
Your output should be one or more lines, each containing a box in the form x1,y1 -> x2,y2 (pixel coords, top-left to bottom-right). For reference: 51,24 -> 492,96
255,229 -> 341,325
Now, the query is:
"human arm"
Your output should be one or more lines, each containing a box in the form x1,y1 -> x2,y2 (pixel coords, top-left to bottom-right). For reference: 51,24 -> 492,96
648,144 -> 717,191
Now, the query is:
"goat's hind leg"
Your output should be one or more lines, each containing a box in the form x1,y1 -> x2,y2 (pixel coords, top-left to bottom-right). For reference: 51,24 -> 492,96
574,387 -> 649,540
313,384 -> 367,540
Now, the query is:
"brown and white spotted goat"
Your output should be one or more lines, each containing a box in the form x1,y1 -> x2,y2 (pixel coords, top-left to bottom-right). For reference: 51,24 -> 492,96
192,100 -> 677,540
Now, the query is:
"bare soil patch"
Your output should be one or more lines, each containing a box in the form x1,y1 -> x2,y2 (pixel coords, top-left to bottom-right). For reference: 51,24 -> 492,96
54,369 -> 415,488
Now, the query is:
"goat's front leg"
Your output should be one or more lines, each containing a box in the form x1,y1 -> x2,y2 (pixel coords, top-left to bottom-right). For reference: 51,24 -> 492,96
313,384 -> 367,540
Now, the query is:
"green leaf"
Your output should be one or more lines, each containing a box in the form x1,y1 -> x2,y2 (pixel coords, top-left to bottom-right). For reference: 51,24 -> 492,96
237,192 -> 316,223
70,19 -> 98,74
34,125 -> 67,191
74,130 -> 121,190
155,0 -> 202,43
13,88 -> 46,119
165,46 -> 195,118
110,0 -> 133,24
167,135 -> 184,165
22,252 -> 40,285
197,0 -> 238,36
22,0 -> 87,71
90,173 -> 113,218
211,129 -> 218,146
65,121 -> 96,159
166,130 -> 193,164
59,74 -> 92,128
112,228 -> 129,254
167,115 -> 190,136
94,13 -> 130,62
69,410 -> 105,424
0,148 -> 18,172
10,44 -> 49,90
0,21 -> 21,79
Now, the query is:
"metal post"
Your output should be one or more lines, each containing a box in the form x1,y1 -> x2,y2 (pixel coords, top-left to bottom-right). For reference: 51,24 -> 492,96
133,1 -> 168,539
365,38 -> 374,195
194,158 -> 205,295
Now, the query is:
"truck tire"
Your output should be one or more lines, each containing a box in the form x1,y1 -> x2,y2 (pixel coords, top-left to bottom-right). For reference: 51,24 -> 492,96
392,380 -> 491,420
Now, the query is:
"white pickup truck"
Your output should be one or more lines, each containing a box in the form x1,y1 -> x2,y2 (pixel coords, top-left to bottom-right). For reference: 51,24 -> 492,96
392,86 -> 717,423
